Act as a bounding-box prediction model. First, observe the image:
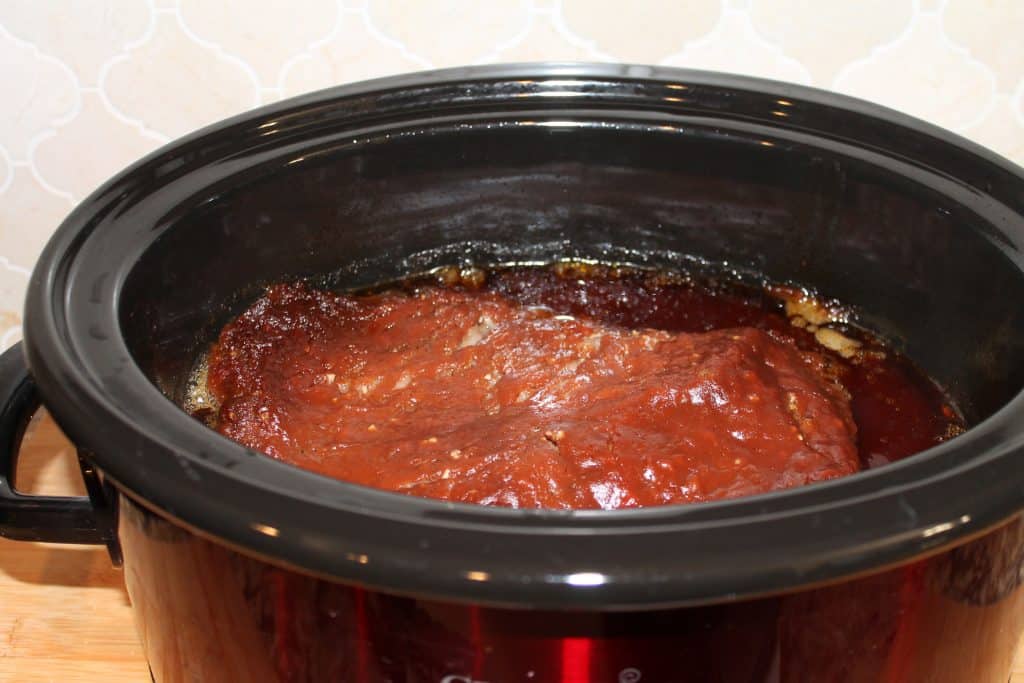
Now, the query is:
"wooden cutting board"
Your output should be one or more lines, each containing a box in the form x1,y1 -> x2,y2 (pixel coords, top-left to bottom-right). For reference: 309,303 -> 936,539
3,411 -> 1024,682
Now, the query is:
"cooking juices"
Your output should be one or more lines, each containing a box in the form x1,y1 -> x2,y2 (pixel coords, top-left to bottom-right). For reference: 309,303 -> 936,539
198,263 -> 963,508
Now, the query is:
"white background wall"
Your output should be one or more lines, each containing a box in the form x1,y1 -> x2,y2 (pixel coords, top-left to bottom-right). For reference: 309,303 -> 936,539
2,0 -> 1022,348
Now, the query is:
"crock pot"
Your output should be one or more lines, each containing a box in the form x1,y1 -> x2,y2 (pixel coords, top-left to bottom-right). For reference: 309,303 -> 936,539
2,64 -> 1024,682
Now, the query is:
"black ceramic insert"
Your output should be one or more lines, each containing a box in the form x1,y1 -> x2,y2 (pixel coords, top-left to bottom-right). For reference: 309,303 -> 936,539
15,64 -> 1024,609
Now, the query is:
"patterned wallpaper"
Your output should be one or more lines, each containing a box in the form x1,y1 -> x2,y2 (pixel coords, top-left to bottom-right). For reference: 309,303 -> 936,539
2,0 -> 1023,350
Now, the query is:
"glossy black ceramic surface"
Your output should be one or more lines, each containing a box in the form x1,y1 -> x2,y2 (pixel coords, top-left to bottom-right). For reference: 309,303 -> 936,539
17,64 -> 1024,612
119,497 -> 1024,681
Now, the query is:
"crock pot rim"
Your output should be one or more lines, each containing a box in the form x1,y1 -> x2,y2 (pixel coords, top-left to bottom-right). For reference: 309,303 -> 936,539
22,63 -> 1024,610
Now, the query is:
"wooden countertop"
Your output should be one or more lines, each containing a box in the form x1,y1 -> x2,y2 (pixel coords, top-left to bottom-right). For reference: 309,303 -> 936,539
3,411 -> 1024,682
0,411 -> 149,682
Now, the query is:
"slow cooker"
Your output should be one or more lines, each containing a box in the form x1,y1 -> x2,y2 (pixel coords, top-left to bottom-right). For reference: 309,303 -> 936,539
2,64 -> 1024,682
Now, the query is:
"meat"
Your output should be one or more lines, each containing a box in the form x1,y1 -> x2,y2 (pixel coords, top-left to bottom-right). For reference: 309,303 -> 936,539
206,282 -> 859,509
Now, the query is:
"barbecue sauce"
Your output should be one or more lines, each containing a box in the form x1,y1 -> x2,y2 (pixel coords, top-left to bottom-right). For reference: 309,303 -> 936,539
200,263 -> 963,509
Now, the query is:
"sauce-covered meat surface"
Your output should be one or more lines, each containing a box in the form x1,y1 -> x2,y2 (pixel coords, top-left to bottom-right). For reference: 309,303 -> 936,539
210,276 -> 847,508
203,266 -> 962,509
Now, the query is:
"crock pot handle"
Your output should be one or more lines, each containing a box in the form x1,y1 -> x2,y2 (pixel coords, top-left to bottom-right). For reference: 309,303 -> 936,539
0,342 -> 106,544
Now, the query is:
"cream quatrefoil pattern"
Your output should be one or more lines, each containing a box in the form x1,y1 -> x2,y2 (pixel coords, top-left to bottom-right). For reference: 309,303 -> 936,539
1,0 -> 1021,347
